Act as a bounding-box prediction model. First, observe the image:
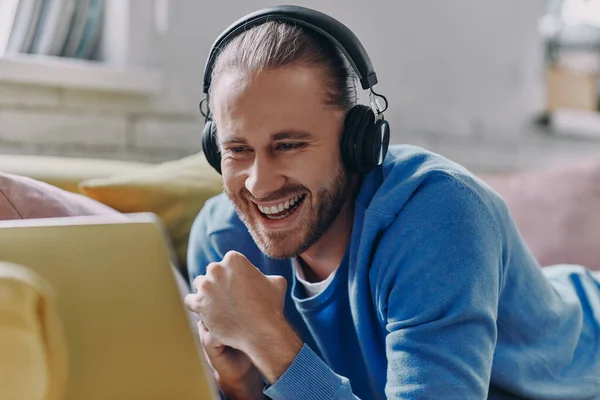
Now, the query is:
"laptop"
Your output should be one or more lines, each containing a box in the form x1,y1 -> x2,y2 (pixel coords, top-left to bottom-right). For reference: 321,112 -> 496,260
0,213 -> 219,400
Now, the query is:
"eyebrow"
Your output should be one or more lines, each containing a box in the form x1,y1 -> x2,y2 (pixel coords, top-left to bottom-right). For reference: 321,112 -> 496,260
220,130 -> 314,146
271,131 -> 314,141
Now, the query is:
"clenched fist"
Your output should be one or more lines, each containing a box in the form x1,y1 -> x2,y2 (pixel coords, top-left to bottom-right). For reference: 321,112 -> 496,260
185,251 -> 303,386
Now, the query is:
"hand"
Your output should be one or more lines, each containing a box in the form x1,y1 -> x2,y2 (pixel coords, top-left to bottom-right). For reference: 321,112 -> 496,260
185,250 -> 289,351
184,251 -> 303,384
198,320 -> 265,400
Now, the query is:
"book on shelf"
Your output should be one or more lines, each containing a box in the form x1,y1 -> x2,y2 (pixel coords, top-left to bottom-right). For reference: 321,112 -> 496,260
0,0 -> 22,55
0,0 -> 105,60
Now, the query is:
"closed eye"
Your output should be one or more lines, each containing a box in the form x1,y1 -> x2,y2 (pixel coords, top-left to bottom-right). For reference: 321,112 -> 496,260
223,145 -> 253,158
277,142 -> 306,151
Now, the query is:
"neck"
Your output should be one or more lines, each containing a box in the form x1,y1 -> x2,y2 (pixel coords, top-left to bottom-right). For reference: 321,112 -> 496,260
299,176 -> 359,282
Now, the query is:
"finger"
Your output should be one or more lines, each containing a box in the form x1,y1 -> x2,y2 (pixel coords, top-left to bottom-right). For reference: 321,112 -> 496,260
184,293 -> 202,313
192,274 -> 205,292
198,321 -> 223,350
206,262 -> 225,279
192,274 -> 215,298
201,346 -> 217,371
195,327 -> 217,369
186,305 -> 200,328
197,319 -> 208,333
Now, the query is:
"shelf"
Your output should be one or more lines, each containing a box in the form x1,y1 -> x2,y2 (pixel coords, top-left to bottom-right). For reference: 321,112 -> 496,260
0,54 -> 163,96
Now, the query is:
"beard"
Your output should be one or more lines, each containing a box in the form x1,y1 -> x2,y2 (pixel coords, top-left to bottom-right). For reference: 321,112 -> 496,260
225,164 -> 350,259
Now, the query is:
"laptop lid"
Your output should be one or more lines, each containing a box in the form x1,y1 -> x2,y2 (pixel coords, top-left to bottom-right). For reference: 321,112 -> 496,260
0,213 -> 219,400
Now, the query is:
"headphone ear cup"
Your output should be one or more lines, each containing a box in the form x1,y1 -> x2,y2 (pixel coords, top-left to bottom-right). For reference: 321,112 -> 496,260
202,119 -> 222,174
361,118 -> 390,171
352,106 -> 377,174
340,106 -> 362,173
369,118 -> 390,168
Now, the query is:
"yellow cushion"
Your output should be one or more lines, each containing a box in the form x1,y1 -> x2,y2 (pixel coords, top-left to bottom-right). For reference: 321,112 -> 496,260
79,153 -> 223,271
0,261 -> 68,400
0,154 -> 151,193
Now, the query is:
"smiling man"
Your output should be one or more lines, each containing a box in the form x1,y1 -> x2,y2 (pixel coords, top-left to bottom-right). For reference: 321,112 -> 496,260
184,6 -> 600,400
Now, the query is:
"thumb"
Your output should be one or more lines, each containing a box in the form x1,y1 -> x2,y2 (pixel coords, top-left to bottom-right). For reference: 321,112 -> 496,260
267,275 -> 287,294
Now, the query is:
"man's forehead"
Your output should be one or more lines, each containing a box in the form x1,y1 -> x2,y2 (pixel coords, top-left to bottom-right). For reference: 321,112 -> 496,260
210,73 -> 250,109
211,66 -> 329,108
210,66 -> 342,143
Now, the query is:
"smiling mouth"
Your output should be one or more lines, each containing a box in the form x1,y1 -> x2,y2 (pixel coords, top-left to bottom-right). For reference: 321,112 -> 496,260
256,194 -> 307,220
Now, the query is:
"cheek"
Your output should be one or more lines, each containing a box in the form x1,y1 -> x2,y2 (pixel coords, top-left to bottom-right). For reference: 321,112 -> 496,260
221,169 -> 243,195
293,152 -> 340,191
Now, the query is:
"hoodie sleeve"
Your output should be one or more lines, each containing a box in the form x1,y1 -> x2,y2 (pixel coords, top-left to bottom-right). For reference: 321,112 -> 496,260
264,344 -> 360,399
375,172 -> 503,399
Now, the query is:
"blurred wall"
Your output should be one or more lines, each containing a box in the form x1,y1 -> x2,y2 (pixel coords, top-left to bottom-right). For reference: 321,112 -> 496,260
130,0 -> 548,146
3,0 -> 600,172
119,0 -> 600,172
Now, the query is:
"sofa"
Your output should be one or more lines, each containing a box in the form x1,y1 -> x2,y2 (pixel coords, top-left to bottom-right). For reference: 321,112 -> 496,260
2,150 -> 599,273
0,153 -> 224,280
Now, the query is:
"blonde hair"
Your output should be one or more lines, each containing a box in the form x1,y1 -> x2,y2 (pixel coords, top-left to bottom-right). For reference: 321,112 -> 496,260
208,21 -> 359,112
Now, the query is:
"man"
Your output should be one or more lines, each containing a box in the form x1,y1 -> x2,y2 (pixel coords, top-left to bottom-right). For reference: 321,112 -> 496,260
184,6 -> 600,400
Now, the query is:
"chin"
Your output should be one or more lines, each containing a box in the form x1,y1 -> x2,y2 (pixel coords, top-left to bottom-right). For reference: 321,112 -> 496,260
249,225 -> 311,259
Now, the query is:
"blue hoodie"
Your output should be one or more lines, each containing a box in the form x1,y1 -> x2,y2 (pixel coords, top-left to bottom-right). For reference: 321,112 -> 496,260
188,145 -> 600,399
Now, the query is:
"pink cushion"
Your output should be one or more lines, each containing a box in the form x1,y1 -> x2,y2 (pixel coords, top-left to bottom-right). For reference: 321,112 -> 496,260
482,158 -> 600,271
0,173 -> 120,220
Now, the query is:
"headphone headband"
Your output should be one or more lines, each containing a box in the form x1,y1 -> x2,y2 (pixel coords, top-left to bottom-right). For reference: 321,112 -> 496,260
202,5 -> 378,94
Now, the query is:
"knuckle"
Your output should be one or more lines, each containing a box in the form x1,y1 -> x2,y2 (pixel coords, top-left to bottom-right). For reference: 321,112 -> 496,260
197,278 -> 212,292
266,275 -> 287,294
192,275 -> 200,287
223,250 -> 247,264
205,262 -> 223,277
222,250 -> 239,262
192,276 -> 214,295
275,276 -> 287,292
192,275 -> 205,292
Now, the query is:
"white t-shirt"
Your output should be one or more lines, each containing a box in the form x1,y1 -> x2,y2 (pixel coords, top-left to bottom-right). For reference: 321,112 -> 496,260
292,257 -> 338,298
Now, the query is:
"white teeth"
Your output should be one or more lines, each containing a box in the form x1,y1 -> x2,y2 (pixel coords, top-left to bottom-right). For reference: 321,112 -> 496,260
257,194 -> 304,215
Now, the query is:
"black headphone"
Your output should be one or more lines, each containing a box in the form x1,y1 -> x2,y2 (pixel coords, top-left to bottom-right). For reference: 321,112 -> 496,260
200,5 -> 390,175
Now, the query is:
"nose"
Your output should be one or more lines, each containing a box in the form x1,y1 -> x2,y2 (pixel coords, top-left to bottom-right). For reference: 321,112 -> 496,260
244,153 -> 285,199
